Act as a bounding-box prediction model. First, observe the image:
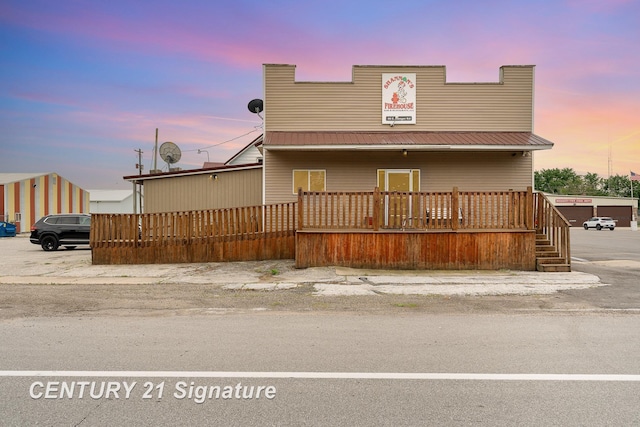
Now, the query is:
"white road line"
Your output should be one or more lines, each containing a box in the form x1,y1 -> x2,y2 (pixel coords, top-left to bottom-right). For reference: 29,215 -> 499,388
1,371 -> 639,381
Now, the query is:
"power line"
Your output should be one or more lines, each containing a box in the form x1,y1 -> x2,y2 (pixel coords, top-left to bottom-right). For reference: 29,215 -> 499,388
181,127 -> 262,153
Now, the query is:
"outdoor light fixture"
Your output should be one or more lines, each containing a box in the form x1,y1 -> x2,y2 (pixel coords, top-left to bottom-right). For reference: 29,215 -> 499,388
209,174 -> 219,181
198,149 -> 210,162
402,149 -> 408,157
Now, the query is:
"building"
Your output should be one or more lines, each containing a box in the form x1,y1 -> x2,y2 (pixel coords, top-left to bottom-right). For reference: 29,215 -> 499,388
262,64 -> 552,205
128,65 -> 553,212
89,189 -> 137,214
225,135 -> 263,166
107,64 -> 572,271
0,173 -> 90,233
124,163 -> 262,213
544,194 -> 638,227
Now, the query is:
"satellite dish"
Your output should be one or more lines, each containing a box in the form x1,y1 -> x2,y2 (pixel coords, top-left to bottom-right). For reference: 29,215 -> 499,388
248,99 -> 264,115
159,141 -> 182,166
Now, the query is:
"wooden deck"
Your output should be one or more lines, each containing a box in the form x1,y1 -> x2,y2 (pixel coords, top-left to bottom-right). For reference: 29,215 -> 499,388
295,187 -> 536,270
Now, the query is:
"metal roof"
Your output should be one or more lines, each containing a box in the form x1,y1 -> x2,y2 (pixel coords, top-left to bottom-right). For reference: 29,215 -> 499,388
263,131 -> 554,150
88,189 -> 134,202
0,173 -> 49,185
123,163 -> 262,182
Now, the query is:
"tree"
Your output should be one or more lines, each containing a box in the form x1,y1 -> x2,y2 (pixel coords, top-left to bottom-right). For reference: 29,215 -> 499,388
534,168 -> 582,194
604,174 -> 640,200
580,172 -> 606,196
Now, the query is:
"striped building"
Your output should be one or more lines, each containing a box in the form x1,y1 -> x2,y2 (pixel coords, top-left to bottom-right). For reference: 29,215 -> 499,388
0,173 -> 90,233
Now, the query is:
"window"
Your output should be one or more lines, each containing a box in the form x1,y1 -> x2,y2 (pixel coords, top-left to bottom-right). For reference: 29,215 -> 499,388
377,169 -> 420,192
57,216 -> 79,225
293,170 -> 326,194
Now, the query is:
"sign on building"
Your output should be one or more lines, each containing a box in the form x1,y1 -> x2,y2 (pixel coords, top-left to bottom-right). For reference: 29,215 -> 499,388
382,73 -> 416,125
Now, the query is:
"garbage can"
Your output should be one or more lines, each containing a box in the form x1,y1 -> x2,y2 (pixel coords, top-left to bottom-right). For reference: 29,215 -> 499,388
0,222 -> 17,237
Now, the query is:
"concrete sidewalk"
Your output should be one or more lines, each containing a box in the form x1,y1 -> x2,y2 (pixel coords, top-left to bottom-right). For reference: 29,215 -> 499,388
0,234 -> 609,296
0,258 -> 607,296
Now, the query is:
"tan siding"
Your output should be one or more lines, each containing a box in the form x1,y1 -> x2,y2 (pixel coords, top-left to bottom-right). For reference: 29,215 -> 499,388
264,150 -> 532,204
423,152 -> 533,192
265,65 -> 533,132
144,168 -> 262,213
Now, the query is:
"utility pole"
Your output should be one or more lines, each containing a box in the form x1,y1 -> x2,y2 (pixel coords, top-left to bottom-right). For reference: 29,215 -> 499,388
134,148 -> 144,214
135,148 -> 144,175
153,128 -> 159,172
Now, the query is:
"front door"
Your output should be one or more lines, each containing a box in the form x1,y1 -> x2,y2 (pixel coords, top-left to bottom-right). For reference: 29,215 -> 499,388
378,169 -> 419,228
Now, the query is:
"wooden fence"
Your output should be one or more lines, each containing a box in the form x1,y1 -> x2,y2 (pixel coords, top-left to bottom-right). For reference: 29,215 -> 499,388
297,187 -> 534,231
91,203 -> 296,264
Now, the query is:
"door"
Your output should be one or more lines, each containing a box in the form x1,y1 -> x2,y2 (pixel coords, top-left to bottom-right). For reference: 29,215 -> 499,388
556,206 -> 592,227
598,206 -> 632,227
55,215 -> 81,243
378,169 -> 419,228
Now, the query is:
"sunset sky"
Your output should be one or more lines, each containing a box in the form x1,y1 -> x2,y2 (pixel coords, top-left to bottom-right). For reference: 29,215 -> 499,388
1,0 -> 639,189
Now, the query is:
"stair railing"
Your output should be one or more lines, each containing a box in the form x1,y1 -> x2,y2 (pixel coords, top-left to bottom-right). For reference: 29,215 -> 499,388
535,192 -> 572,268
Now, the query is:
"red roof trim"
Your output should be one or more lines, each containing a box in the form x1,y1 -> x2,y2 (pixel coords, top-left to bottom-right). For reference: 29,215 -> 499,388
264,131 -> 554,147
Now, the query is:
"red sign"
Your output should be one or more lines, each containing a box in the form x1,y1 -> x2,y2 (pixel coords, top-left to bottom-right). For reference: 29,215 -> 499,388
555,198 -> 592,203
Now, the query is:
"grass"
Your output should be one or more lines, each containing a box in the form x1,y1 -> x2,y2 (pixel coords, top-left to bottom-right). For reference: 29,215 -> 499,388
392,302 -> 419,308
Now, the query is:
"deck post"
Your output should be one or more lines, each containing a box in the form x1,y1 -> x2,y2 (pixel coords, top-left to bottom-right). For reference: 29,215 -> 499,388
526,186 -> 533,230
452,187 -> 459,231
373,187 -> 380,231
297,187 -> 304,231
535,193 -> 544,233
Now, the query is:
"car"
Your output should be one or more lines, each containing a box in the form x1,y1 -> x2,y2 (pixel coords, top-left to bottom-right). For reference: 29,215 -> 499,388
30,214 -> 91,251
582,216 -> 615,231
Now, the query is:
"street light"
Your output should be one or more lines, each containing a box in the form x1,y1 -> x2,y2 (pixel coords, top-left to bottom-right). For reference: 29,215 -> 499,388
197,149 -> 210,162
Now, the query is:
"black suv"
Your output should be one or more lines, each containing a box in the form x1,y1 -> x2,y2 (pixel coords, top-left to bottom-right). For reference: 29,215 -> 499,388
30,214 -> 91,251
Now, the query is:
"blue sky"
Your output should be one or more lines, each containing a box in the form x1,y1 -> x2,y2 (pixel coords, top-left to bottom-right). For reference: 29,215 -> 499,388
1,0 -> 639,189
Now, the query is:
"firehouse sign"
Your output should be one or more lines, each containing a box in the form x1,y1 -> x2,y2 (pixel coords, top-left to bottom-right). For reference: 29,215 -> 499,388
382,73 -> 416,125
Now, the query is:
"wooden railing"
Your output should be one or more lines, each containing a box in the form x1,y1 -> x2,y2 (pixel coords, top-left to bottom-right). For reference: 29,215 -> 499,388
91,203 -> 296,247
535,192 -> 571,266
91,193 -> 545,266
297,187 -> 534,231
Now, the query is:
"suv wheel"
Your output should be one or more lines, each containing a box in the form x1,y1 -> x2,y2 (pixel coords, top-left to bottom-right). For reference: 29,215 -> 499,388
41,235 -> 59,251
583,224 -> 588,230
596,224 -> 602,230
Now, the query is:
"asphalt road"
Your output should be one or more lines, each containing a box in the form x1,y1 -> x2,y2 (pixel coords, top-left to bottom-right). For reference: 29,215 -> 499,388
0,228 -> 638,425
565,227 -> 640,310
1,314 -> 639,426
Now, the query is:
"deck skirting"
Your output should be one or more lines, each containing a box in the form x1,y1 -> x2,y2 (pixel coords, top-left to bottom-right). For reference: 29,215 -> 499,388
295,229 -> 536,270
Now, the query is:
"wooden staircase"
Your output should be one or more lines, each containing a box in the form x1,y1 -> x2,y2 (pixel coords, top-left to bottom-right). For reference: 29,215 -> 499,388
535,233 -> 571,272
534,193 -> 572,272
